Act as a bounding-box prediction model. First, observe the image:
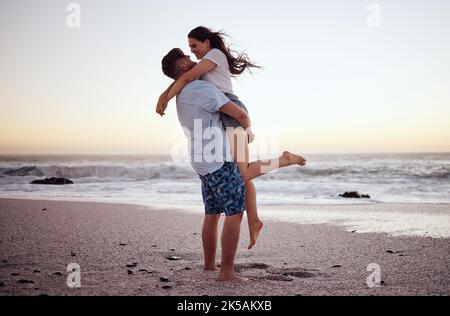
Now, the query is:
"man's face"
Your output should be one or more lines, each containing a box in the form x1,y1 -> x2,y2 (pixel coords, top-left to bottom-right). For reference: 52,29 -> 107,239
178,55 -> 197,72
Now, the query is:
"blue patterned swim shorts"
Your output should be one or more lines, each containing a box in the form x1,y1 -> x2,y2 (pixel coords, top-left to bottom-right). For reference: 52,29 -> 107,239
199,162 -> 246,217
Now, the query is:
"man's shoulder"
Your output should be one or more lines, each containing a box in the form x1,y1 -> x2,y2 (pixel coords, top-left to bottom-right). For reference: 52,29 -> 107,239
180,80 -> 219,97
186,80 -> 216,90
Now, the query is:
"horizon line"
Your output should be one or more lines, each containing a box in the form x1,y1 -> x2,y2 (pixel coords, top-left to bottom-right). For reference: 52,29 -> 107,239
1,151 -> 450,156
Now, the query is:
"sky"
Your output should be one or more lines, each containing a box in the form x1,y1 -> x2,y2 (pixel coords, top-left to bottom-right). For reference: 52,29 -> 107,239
0,0 -> 449,154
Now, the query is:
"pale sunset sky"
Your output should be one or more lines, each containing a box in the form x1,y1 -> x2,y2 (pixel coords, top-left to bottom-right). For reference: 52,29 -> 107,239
1,0 -> 449,154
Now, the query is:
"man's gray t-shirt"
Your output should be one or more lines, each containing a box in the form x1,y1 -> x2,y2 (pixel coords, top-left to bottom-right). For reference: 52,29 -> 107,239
176,80 -> 232,176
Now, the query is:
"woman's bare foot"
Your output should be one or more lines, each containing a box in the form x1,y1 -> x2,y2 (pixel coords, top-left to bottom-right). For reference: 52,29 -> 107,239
248,220 -> 264,250
282,151 -> 307,167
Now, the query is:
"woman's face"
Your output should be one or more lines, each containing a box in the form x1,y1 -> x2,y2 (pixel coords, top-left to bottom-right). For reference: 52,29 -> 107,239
188,37 -> 211,60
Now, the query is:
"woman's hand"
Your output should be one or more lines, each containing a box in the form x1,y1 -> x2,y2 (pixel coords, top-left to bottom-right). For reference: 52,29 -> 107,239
246,127 -> 255,144
156,96 -> 168,117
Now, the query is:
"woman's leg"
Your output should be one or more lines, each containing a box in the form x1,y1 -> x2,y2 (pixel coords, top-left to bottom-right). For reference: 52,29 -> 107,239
228,128 -> 307,182
227,129 -> 263,250
228,128 -> 306,183
244,180 -> 264,249
226,127 -> 307,248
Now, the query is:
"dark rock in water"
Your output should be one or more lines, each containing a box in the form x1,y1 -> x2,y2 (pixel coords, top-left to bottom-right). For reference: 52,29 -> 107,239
0,281 -> 4,287
127,270 -> 133,275
11,273 -> 19,276
31,178 -> 73,185
160,277 -> 169,283
119,243 -> 127,246
53,272 -> 63,276
339,191 -> 371,199
41,208 -> 47,211
331,265 -> 342,268
71,252 -> 76,257
162,285 -> 172,290
126,263 -> 138,268
184,267 -> 191,270
386,250 -> 394,254
168,256 -> 181,261
33,270 -> 41,273
138,269 -> 148,273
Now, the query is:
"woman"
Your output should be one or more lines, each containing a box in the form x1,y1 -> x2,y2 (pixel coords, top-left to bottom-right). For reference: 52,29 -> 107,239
156,26 -> 305,249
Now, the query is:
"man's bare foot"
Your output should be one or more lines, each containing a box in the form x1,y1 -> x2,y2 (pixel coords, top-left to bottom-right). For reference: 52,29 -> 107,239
248,220 -> 264,250
204,265 -> 217,271
282,151 -> 307,167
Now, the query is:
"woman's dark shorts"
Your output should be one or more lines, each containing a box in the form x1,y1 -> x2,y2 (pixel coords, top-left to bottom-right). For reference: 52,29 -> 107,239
220,93 -> 249,129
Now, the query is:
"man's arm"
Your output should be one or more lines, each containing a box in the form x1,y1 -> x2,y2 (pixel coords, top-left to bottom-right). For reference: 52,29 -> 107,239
219,102 -> 251,130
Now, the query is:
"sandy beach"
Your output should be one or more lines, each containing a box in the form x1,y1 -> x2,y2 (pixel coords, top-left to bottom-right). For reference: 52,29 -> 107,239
0,198 -> 449,296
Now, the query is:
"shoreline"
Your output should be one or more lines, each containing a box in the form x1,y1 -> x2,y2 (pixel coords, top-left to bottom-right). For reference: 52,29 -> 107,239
2,194 -> 450,210
0,198 -> 449,296
2,196 -> 449,238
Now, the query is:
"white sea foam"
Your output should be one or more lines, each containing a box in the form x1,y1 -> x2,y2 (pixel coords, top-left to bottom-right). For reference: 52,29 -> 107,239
1,153 -> 450,237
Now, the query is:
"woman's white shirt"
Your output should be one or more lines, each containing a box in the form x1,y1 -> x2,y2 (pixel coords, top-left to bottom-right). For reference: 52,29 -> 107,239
200,48 -> 234,94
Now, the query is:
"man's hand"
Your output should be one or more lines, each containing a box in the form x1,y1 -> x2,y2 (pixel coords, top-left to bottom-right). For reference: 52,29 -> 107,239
246,127 -> 255,144
156,97 -> 168,116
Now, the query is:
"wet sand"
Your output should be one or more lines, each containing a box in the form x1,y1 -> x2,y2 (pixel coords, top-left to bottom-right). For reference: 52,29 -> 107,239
0,198 -> 449,296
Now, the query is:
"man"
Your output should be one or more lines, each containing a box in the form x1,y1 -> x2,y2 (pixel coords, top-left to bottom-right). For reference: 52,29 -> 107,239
159,48 -> 307,282
161,48 -> 251,282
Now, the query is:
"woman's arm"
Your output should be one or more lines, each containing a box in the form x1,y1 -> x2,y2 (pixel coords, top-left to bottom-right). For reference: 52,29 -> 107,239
156,81 -> 176,116
166,59 -> 217,101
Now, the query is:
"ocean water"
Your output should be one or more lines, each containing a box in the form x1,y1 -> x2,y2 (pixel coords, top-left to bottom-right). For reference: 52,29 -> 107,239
1,153 -> 450,237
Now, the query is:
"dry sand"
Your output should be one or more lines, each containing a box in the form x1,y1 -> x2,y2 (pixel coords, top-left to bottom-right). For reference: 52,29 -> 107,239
0,198 -> 449,296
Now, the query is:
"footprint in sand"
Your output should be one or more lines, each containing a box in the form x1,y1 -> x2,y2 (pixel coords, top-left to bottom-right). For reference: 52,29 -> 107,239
235,263 -> 318,281
234,263 -> 270,272
263,275 -> 294,282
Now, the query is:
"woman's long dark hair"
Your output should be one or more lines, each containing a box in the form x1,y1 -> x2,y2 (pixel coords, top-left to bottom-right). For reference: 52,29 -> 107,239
188,26 -> 261,76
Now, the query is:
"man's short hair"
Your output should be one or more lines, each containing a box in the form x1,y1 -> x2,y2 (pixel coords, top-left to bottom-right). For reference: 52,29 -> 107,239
162,48 -> 185,80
